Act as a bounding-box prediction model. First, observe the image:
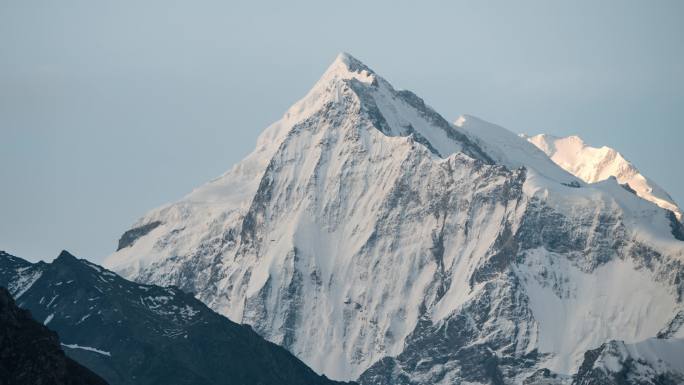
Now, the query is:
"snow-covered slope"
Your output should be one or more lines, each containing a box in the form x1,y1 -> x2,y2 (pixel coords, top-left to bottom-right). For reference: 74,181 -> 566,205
526,133 -> 682,221
104,54 -> 684,384
454,115 -> 580,186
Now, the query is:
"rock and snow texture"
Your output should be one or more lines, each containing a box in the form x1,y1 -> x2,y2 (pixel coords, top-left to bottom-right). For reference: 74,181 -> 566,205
573,338 -> 684,385
104,53 -> 684,384
525,133 -> 682,221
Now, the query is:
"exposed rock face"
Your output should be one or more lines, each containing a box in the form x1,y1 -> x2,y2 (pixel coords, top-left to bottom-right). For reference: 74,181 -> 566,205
116,221 -> 162,250
573,339 -> 684,385
0,286 -> 108,385
0,250 -> 353,385
103,54 -> 684,384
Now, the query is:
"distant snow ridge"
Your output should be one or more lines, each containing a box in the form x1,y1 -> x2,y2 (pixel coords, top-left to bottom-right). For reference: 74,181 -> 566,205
105,53 -> 684,385
526,133 -> 682,221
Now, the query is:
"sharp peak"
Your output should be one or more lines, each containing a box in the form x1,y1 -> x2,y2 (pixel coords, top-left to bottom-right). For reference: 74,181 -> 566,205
332,52 -> 375,74
53,250 -> 119,278
319,52 -> 378,85
56,249 -> 78,261
53,250 -> 94,269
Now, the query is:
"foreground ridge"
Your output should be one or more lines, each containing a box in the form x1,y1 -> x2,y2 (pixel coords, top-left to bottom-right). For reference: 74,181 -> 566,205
0,285 -> 108,385
0,250 -> 351,385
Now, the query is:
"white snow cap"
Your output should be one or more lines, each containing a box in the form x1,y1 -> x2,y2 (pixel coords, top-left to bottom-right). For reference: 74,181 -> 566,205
526,133 -> 682,220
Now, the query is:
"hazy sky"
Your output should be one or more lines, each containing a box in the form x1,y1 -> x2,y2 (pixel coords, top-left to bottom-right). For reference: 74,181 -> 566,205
1,1 -> 683,262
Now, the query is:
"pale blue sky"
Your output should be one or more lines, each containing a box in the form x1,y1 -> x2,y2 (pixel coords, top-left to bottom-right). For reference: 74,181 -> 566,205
1,1 -> 683,262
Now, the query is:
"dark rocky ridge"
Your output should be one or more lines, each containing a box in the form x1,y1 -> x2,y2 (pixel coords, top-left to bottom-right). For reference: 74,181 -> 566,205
0,286 -> 108,385
0,250 -> 353,385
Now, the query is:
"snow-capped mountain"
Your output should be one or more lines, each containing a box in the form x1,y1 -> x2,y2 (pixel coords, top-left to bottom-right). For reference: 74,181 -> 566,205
525,133 -> 682,221
0,250 -> 350,385
104,53 -> 684,384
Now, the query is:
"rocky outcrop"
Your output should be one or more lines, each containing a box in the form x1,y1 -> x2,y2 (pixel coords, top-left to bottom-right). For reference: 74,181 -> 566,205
116,221 -> 162,250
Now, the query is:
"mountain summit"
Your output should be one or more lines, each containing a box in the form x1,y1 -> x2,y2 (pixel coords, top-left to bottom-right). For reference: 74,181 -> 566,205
105,54 -> 684,384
